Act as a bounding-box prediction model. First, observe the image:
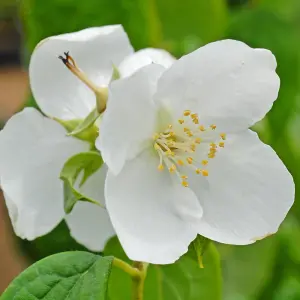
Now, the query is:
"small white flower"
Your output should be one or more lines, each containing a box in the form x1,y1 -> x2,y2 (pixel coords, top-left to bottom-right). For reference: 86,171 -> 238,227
97,39 -> 295,264
0,25 -> 175,251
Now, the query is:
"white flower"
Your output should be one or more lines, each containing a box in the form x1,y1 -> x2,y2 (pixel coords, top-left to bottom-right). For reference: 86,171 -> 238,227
0,25 -> 175,251
97,40 -> 295,264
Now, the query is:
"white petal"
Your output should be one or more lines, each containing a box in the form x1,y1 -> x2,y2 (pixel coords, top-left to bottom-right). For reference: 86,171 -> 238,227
0,108 -> 89,240
29,25 -> 133,120
96,64 -> 165,175
192,130 -> 294,244
118,48 -> 176,78
105,150 -> 203,264
155,39 -> 280,132
65,165 -> 115,251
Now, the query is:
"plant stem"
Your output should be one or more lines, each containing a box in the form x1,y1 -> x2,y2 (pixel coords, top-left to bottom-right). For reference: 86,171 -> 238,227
113,258 -> 141,278
132,262 -> 148,300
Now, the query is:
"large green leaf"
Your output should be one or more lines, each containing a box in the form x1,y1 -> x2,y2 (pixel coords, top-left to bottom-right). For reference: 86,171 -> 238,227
104,237 -> 222,300
1,252 -> 113,300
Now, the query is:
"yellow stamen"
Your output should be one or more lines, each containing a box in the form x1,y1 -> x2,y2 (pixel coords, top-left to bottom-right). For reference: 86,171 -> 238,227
210,124 -> 217,130
202,170 -> 209,176
177,159 -> 184,166
178,119 -> 184,124
193,118 -> 199,124
154,143 -> 160,150
182,181 -> 189,187
199,125 -> 205,131
220,133 -> 226,140
191,113 -> 198,119
208,153 -> 215,159
219,142 -> 225,148
202,160 -> 208,165
190,144 -> 196,152
184,127 -> 190,132
187,157 -> 193,164
195,138 -> 201,144
181,175 -> 188,179
210,143 -> 217,148
169,164 -> 176,173
196,169 -> 202,174
158,164 -> 164,171
183,110 -> 191,116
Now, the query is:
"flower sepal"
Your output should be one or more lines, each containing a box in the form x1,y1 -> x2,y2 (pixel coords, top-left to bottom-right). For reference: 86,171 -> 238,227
110,64 -> 121,82
60,151 -> 105,213
54,115 -> 99,144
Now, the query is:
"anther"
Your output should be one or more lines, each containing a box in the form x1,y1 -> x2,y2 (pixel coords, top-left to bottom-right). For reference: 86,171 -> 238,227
219,142 -> 225,148
169,164 -> 176,173
195,138 -> 201,144
202,170 -> 209,176
182,181 -> 189,187
191,113 -> 198,119
187,157 -> 193,164
178,119 -> 184,124
199,125 -> 205,131
196,169 -> 202,174
202,160 -> 208,165
193,118 -> 199,124
158,164 -> 164,171
181,175 -> 188,179
210,124 -> 217,130
183,110 -> 191,116
220,133 -> 226,140
177,160 -> 184,166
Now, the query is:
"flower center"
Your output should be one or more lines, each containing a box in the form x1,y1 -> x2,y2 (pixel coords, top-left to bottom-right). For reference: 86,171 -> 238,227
153,110 -> 226,187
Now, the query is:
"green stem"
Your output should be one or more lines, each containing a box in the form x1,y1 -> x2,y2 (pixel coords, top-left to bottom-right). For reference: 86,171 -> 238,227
113,258 -> 141,278
132,262 -> 148,300
113,258 -> 148,300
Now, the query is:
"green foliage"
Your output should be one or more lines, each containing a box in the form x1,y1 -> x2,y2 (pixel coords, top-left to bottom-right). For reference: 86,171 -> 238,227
104,237 -> 222,300
1,252 -> 113,300
60,151 -> 103,213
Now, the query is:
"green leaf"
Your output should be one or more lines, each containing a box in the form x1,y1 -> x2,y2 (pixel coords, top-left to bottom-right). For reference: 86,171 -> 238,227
1,252 -> 113,300
60,151 -> 104,213
104,237 -> 222,300
188,235 -> 210,268
67,108 -> 100,138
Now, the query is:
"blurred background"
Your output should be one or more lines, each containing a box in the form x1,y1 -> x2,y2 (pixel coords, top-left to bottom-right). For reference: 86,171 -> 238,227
1,0 -> 300,299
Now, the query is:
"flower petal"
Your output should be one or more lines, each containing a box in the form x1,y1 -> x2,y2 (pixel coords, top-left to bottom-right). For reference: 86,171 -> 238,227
105,150 -> 203,264
0,108 -> 89,240
96,64 -> 165,175
191,130 -> 294,244
155,39 -> 280,132
118,48 -> 176,78
29,25 -> 133,120
65,164 -> 115,251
